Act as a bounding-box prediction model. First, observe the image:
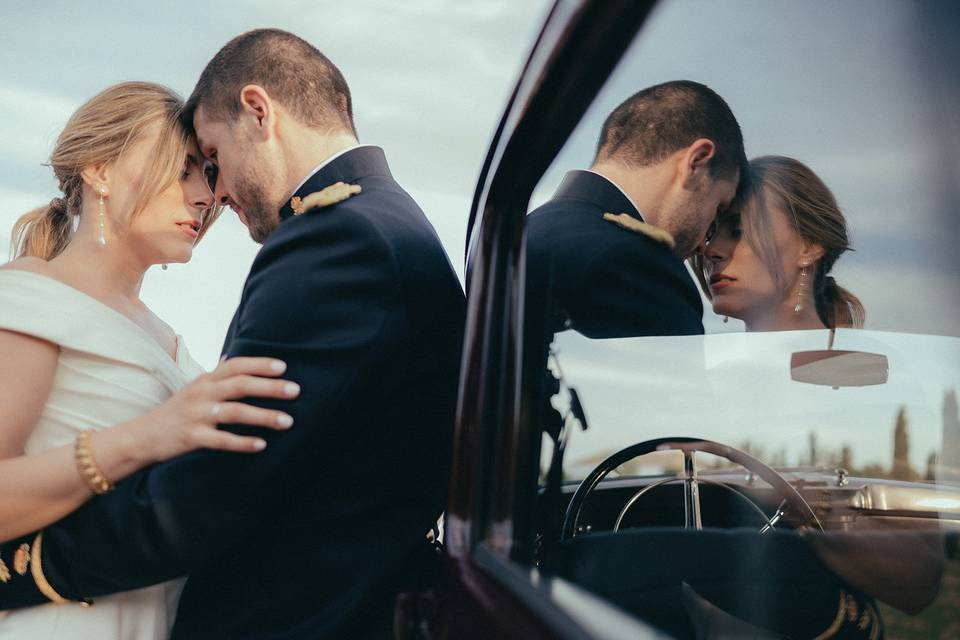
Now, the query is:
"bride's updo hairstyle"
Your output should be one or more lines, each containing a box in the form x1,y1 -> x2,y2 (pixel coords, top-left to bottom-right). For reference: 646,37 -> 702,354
11,81 -> 204,260
739,155 -> 865,328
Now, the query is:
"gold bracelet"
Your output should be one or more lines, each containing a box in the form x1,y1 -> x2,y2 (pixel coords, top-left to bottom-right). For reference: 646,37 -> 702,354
74,430 -> 114,494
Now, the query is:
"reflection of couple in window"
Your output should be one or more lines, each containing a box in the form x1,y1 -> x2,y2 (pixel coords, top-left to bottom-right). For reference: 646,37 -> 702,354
525,81 -> 943,639
525,82 -> 862,341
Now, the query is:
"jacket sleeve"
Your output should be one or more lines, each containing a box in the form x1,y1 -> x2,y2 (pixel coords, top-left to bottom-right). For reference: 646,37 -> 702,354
0,211 -> 401,608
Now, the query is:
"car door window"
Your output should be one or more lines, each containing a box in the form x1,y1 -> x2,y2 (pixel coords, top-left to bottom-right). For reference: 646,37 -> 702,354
522,2 -> 959,637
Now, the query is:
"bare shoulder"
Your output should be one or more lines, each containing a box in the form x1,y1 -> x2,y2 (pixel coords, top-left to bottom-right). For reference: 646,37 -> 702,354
0,256 -> 56,275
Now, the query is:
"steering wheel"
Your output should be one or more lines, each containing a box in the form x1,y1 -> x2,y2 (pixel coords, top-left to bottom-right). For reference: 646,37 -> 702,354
561,437 -> 822,539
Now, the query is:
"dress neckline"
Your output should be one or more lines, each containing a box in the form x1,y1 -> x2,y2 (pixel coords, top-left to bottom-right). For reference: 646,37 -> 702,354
0,269 -> 182,365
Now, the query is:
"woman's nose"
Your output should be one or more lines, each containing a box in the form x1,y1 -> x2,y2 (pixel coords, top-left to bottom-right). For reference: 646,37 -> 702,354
705,239 -> 726,263
193,182 -> 215,210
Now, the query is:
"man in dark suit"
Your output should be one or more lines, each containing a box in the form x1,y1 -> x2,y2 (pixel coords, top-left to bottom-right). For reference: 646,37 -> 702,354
0,29 -> 464,639
525,80 -> 746,344
527,80 -> 746,585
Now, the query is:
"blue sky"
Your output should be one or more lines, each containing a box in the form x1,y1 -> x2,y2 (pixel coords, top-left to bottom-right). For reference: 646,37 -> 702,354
1,0 -> 958,371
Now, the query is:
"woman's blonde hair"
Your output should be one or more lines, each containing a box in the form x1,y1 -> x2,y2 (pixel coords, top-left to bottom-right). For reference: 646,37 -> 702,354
11,81 -> 218,260
695,155 -> 865,329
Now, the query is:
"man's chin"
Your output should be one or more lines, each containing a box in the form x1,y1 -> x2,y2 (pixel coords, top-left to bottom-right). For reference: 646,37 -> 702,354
232,206 -> 249,227
232,207 -> 266,243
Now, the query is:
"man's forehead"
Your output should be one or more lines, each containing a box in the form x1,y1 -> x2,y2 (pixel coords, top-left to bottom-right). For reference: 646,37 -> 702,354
193,107 -> 222,155
715,174 -> 739,204
193,105 -> 219,135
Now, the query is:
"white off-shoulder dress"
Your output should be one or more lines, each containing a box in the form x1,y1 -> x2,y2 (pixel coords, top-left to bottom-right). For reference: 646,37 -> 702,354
0,270 -> 204,639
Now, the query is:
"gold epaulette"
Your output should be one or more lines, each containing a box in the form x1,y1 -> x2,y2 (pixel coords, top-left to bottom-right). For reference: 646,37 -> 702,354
290,182 -> 362,216
602,212 -> 676,250
0,543 -> 29,584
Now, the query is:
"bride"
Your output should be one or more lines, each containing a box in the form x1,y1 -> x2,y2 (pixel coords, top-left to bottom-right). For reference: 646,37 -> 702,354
0,82 -> 299,638
696,154 -> 864,331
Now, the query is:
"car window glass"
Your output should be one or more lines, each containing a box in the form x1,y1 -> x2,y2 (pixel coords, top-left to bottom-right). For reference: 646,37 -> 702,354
523,2 -> 959,637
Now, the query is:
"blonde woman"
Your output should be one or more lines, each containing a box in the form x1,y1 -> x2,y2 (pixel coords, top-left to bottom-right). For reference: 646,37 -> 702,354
0,82 -> 298,638
696,155 -> 865,331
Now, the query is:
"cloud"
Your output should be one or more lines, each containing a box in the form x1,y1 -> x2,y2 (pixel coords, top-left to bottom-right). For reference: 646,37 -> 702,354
0,86 -> 77,171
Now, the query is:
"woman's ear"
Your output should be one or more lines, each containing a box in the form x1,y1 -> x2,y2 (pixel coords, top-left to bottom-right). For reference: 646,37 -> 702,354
80,163 -> 111,196
238,84 -> 275,139
799,240 -> 825,266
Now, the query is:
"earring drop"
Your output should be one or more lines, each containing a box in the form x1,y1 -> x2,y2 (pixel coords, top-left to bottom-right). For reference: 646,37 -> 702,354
794,264 -> 809,314
161,264 -> 168,271
722,316 -> 729,323
97,185 -> 107,247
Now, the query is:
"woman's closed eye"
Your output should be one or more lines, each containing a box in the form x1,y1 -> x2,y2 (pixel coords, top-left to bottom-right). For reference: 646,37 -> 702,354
203,161 -> 219,191
720,213 -> 742,240
182,153 -> 204,180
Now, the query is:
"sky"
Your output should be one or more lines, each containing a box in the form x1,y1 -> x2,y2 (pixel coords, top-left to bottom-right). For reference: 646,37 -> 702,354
1,0 -> 957,373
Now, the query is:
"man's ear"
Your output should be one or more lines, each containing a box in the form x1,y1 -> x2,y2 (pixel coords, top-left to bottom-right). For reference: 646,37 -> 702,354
238,84 -> 275,139
680,138 -> 717,186
80,163 -> 111,195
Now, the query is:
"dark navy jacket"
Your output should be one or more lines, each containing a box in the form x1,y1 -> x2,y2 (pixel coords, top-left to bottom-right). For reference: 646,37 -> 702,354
0,147 -> 465,639
525,169 -> 704,343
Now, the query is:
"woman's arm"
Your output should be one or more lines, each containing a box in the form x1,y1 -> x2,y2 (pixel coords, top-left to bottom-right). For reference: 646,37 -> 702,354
0,328 -> 301,542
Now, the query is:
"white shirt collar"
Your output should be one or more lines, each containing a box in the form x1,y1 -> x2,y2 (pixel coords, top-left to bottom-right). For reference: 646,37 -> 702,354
584,169 -> 645,221
289,143 -> 372,196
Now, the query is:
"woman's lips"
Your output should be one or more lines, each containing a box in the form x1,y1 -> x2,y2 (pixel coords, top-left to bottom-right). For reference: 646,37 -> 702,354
176,222 -> 199,239
709,274 -> 736,290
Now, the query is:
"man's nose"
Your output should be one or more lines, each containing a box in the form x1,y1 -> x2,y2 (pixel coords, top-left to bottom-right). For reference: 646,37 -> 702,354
213,174 -> 231,206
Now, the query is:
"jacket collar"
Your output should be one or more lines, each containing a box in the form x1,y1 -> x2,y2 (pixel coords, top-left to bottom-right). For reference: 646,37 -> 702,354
552,170 -> 644,221
278,146 -> 393,221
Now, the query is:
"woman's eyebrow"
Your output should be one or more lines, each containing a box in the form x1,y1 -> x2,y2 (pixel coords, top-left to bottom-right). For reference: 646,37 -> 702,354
720,210 -> 741,223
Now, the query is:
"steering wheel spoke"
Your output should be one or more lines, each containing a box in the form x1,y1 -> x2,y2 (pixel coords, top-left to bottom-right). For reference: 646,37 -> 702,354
682,450 -> 703,530
562,437 -> 822,540
759,499 -> 788,534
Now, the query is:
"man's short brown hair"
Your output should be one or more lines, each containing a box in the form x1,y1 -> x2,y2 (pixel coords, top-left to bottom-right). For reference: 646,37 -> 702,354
595,80 -> 746,181
185,29 -> 355,135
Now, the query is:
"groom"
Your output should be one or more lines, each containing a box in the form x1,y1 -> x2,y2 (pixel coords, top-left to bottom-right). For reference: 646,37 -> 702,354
524,80 -> 746,343
0,29 -> 465,639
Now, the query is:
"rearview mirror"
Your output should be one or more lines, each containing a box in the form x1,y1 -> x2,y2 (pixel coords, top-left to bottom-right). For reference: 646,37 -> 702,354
790,329 -> 888,388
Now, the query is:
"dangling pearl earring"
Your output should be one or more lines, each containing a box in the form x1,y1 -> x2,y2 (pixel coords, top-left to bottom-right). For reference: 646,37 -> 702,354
794,264 -> 809,314
97,185 -> 107,247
